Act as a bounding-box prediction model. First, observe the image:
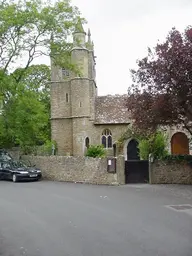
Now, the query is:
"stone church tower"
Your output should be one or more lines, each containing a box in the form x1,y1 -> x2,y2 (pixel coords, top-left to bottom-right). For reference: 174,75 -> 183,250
50,21 -> 97,156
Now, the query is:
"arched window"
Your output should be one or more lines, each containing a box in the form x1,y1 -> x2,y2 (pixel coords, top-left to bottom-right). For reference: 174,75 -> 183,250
85,137 -> 90,148
101,129 -> 112,148
102,136 -> 107,148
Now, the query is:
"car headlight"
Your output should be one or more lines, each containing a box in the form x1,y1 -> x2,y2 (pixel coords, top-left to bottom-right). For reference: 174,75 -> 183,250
19,171 -> 29,174
36,170 -> 41,173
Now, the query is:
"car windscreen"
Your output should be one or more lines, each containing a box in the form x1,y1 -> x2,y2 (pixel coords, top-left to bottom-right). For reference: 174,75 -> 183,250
0,151 -> 12,160
0,162 -> 12,169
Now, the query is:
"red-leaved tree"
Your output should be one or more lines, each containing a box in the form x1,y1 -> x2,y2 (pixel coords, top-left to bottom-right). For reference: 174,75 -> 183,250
127,27 -> 192,135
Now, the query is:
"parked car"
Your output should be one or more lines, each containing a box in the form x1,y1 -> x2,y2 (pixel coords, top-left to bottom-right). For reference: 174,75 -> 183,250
0,160 -> 42,182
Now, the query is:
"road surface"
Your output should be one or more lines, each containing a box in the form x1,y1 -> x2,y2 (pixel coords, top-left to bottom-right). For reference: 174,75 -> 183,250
0,181 -> 192,256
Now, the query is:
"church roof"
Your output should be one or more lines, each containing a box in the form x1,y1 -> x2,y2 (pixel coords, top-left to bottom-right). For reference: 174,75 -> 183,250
94,95 -> 131,124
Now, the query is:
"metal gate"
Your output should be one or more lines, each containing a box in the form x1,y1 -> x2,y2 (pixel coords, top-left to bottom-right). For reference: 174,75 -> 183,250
125,160 -> 149,183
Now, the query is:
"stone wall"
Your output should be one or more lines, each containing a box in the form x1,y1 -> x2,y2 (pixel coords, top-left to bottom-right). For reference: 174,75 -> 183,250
7,148 -> 21,160
150,161 -> 192,185
21,155 -> 125,185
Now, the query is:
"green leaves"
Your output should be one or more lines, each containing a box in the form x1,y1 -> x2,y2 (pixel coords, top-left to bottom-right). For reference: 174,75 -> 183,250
0,0 -> 82,73
138,132 -> 168,160
86,145 -> 106,158
0,64 -> 51,149
14,90 -> 48,146
0,0 -> 83,150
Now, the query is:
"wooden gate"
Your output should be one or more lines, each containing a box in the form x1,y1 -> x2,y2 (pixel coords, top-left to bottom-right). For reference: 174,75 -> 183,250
125,160 -> 149,183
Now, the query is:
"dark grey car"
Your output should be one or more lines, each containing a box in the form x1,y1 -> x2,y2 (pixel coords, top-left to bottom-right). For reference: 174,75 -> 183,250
0,160 -> 42,182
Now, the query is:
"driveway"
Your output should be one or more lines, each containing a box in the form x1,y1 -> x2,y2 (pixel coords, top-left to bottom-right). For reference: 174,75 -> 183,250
0,181 -> 192,256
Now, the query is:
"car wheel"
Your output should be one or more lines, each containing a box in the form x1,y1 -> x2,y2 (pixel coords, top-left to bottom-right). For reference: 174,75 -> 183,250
12,174 -> 18,183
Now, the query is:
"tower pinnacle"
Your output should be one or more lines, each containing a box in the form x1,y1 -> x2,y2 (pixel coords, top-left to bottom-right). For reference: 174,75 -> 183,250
88,28 -> 91,42
74,19 -> 86,34
87,28 -> 94,50
73,19 -> 86,47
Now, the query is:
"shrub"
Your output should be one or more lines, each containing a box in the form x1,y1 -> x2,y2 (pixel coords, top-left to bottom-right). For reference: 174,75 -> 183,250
138,131 -> 168,160
37,140 -> 57,155
163,154 -> 192,163
138,139 -> 150,160
86,145 -> 106,158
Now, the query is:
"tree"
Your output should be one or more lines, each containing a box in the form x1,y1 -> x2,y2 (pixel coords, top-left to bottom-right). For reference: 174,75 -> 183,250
127,27 -> 192,135
0,65 -> 51,149
0,0 -> 82,77
12,64 -> 51,111
0,0 -> 83,149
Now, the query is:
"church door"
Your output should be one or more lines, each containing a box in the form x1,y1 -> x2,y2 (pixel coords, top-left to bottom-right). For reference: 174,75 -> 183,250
127,139 -> 140,160
171,132 -> 189,155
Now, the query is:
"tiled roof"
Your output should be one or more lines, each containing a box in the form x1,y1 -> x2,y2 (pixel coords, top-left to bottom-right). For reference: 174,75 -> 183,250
94,95 -> 131,124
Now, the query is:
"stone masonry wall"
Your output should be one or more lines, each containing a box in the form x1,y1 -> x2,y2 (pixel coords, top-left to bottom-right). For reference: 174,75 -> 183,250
150,161 -> 192,185
7,147 -> 21,160
21,155 -> 125,185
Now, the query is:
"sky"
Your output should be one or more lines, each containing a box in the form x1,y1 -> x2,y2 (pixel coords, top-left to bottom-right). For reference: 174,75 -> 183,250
33,0 -> 192,96
69,0 -> 192,95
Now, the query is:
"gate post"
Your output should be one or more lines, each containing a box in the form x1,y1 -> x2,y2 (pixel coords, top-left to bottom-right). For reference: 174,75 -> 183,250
148,154 -> 154,184
116,155 -> 125,185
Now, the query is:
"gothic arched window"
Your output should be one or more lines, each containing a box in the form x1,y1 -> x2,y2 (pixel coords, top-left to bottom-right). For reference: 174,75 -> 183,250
101,129 -> 112,148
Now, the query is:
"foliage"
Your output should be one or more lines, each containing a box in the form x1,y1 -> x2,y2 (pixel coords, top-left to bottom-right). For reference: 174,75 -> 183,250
117,125 -> 152,148
138,132 -> 168,160
0,65 -> 51,149
38,140 -> 57,156
127,27 -> 192,135
18,140 -> 57,155
86,145 -> 106,158
0,0 -> 82,75
163,154 -> 192,163
0,0 -> 84,150
118,127 -> 168,160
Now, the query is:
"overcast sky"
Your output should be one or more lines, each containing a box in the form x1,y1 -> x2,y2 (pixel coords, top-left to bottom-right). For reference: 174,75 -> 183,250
69,0 -> 191,95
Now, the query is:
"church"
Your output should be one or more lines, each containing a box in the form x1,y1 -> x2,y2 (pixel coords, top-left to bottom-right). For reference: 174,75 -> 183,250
50,21 -> 191,158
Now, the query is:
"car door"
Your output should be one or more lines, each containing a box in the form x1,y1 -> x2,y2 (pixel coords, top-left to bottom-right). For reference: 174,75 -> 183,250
1,162 -> 12,180
0,162 -> 4,179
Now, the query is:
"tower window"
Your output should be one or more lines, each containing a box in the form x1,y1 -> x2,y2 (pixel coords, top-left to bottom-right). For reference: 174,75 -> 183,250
101,129 -> 112,148
80,102 -> 82,107
66,93 -> 69,102
85,137 -> 90,148
62,68 -> 69,77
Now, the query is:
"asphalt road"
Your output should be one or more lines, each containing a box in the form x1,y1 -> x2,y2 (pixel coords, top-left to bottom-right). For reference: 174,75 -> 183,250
0,181 -> 192,256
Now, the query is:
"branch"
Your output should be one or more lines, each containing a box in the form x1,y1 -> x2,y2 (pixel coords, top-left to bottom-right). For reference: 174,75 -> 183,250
14,26 -> 48,83
3,26 -> 23,72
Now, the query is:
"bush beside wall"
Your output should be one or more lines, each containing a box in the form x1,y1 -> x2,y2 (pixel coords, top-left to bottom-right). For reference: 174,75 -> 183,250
150,160 -> 192,185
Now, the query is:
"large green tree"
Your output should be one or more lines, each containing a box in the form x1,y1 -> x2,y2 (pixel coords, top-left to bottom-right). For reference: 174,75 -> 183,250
0,0 -> 83,149
0,65 -> 51,149
0,0 -> 82,75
